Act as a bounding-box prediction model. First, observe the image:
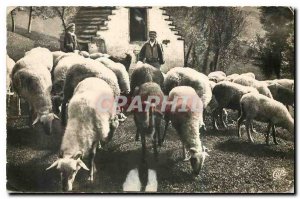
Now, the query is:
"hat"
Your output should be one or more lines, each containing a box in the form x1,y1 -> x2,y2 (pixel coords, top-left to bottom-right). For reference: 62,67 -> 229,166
149,31 -> 157,36
66,23 -> 75,30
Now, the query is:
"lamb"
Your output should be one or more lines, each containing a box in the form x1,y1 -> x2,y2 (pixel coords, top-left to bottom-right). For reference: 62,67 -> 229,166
46,78 -> 119,191
61,58 -> 120,126
133,82 -> 164,159
6,55 -> 15,91
164,86 -> 208,175
238,92 -> 294,144
12,47 -> 58,134
208,71 -> 226,83
164,67 -> 212,110
233,75 -> 273,98
96,57 -> 130,94
130,63 -> 164,95
211,81 -> 258,130
51,54 -> 86,113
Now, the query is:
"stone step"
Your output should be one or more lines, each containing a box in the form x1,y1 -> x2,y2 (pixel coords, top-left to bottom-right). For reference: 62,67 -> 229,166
75,17 -> 108,22
79,29 -> 98,34
78,9 -> 113,14
75,21 -> 107,25
75,13 -> 112,18
76,25 -> 100,30
80,6 -> 115,11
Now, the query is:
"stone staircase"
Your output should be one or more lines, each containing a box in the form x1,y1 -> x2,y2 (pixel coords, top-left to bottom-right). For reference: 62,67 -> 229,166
160,8 -> 184,41
74,6 -> 116,44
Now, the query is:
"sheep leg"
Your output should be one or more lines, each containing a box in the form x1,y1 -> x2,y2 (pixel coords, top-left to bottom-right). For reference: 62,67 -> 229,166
88,142 -> 98,182
272,125 -> 278,145
156,118 -> 162,147
182,143 -> 189,161
213,109 -> 220,130
237,113 -> 245,138
250,123 -> 258,134
246,120 -> 254,143
265,123 -> 271,145
221,109 -> 228,129
61,101 -> 67,126
134,114 -> 140,141
162,115 -> 170,144
141,130 -> 146,161
152,132 -> 158,160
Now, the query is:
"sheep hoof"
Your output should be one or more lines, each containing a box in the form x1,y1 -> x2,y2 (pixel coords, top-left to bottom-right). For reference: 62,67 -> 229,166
88,176 -> 94,183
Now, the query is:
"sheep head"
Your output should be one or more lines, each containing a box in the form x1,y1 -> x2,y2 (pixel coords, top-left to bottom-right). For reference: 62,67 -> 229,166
32,113 -> 60,135
46,152 -> 89,191
189,147 -> 209,175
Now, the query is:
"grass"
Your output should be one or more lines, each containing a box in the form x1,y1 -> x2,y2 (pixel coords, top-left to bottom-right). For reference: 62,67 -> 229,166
6,111 -> 294,193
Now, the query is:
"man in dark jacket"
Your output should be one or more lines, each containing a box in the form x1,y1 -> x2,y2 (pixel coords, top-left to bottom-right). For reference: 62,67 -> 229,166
64,23 -> 78,52
139,31 -> 165,69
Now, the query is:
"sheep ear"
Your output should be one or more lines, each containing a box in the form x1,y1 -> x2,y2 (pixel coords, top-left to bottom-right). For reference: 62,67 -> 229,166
32,116 -> 40,126
46,159 -> 60,171
189,147 -> 198,154
77,159 -> 89,171
73,151 -> 82,160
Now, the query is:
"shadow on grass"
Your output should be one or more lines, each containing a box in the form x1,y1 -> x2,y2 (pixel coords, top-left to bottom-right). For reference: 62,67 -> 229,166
215,138 -> 294,159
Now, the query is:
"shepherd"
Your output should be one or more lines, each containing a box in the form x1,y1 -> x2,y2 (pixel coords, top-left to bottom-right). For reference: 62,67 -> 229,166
64,23 -> 78,52
139,31 -> 165,69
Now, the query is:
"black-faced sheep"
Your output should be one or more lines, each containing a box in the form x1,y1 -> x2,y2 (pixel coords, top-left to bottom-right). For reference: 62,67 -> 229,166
211,81 -> 258,130
133,82 -> 164,159
130,63 -> 164,95
164,86 -> 208,175
267,82 -> 294,108
46,77 -> 119,191
238,92 -> 294,144
108,53 -> 132,71
61,58 -> 120,126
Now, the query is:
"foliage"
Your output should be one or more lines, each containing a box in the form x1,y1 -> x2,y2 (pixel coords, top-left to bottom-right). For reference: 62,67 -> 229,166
254,7 -> 294,78
165,7 -> 247,74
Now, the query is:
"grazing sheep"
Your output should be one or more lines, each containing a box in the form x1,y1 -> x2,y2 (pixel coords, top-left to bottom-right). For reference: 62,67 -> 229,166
133,82 -> 164,159
51,54 -> 86,113
46,78 -> 119,191
225,73 -> 239,82
241,72 -> 255,79
6,55 -> 15,91
238,92 -> 294,144
164,86 -> 208,175
211,81 -> 258,130
233,75 -> 273,98
61,58 -> 120,126
208,71 -> 226,83
264,79 -> 294,92
109,53 -> 132,71
96,57 -> 130,94
130,63 -> 164,95
267,82 -> 294,108
12,47 -> 58,134
12,65 -> 59,134
164,67 -> 212,109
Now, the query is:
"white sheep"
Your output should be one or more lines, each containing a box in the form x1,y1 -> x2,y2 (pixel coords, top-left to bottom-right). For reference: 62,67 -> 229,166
12,47 -> 58,134
46,77 -> 119,191
266,82 -> 294,108
264,79 -> 294,92
211,81 -> 259,130
233,75 -> 273,98
52,51 -> 66,66
164,67 -> 212,110
51,54 -> 86,113
96,57 -> 130,94
61,58 -> 120,126
6,55 -> 15,92
208,71 -> 226,83
225,73 -> 239,82
164,86 -> 208,175
238,92 -> 294,144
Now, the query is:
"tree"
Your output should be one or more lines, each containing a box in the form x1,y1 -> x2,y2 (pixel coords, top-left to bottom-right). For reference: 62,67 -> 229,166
255,7 -> 294,78
28,7 -> 33,33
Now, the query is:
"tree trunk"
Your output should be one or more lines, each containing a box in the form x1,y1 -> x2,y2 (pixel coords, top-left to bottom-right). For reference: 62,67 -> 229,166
212,48 -> 220,71
202,41 -> 211,74
28,7 -> 33,33
11,10 -> 15,32
192,45 -> 196,68
184,42 -> 193,67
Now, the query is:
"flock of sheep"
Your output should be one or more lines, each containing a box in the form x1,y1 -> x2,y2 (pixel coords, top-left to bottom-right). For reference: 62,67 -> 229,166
6,47 -> 294,192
